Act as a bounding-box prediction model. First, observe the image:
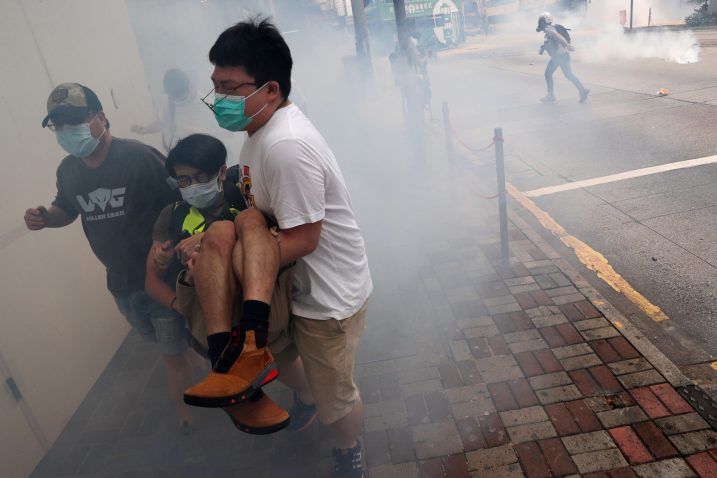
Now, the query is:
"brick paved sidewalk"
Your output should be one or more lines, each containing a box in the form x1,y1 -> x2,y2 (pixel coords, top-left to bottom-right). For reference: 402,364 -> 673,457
359,213 -> 717,478
31,212 -> 717,478
30,136 -> 717,478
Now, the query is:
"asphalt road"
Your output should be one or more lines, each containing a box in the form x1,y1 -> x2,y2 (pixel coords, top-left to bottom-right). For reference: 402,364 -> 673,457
428,27 -> 717,385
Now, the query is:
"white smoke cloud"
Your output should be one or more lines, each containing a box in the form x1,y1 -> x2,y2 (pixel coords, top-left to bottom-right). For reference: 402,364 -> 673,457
576,24 -> 700,64
491,1 -> 701,65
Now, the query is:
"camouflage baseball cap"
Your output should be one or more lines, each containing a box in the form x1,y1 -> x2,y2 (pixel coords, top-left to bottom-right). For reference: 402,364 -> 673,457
42,83 -> 103,128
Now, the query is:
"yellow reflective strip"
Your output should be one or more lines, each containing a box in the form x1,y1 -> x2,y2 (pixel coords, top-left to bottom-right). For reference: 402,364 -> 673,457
182,207 -> 206,235
506,182 -> 670,322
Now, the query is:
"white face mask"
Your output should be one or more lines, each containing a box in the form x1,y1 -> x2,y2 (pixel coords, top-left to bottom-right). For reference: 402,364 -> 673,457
180,175 -> 221,209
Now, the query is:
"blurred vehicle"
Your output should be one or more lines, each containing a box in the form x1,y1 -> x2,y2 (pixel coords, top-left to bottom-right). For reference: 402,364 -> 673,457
464,1 -> 490,36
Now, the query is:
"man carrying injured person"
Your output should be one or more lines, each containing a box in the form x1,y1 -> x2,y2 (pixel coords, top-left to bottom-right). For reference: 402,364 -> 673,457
182,17 -> 372,478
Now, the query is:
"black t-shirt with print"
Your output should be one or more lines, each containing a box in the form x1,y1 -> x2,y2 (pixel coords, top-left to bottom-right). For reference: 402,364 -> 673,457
52,138 -> 179,297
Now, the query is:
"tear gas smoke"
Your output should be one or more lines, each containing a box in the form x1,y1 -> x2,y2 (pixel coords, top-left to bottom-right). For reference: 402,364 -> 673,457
577,24 -> 700,65
492,0 -> 700,65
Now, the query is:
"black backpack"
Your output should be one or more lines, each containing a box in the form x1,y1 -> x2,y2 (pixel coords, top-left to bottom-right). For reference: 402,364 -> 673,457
555,24 -> 571,44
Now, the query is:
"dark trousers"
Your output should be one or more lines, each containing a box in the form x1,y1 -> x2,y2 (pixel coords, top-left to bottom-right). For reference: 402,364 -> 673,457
545,53 -> 585,95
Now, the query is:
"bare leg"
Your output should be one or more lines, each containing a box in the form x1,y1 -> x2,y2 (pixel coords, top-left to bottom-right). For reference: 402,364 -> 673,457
277,356 -> 315,405
330,401 -> 364,449
161,351 -> 195,424
194,221 -> 237,335
183,213 -> 281,404
233,209 -> 279,304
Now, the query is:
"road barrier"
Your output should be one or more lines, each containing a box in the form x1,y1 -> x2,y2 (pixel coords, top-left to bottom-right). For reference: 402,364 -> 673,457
442,101 -> 509,265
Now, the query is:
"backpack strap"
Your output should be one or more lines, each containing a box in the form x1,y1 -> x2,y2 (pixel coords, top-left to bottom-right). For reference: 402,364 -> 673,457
223,165 -> 248,212
169,201 -> 192,244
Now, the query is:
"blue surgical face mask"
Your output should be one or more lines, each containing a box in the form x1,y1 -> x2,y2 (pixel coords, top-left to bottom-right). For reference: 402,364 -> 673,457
55,116 -> 106,158
180,175 -> 222,209
212,83 -> 269,132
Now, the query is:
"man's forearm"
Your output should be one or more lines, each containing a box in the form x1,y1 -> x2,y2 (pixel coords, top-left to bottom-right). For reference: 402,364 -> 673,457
278,233 -> 311,265
44,206 -> 76,228
277,221 -> 322,266
145,255 -> 177,310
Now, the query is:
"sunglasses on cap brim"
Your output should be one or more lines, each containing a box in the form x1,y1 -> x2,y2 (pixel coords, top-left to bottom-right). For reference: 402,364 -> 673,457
44,107 -> 96,128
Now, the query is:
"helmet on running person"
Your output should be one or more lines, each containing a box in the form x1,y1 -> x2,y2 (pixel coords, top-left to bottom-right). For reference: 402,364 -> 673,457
536,12 -> 554,32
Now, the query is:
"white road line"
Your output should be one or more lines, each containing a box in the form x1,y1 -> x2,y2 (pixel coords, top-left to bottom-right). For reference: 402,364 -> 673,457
524,155 -> 717,198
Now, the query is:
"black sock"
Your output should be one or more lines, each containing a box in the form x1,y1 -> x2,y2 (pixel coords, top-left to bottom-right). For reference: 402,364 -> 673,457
242,300 -> 270,348
207,332 -> 232,368
248,389 -> 265,403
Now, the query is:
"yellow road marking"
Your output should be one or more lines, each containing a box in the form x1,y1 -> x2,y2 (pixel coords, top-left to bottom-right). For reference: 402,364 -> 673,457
506,183 -> 670,322
711,362 -> 717,372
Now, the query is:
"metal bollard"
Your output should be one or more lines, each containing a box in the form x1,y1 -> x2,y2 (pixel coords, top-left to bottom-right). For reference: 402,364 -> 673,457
442,102 -> 453,163
495,127 -> 509,266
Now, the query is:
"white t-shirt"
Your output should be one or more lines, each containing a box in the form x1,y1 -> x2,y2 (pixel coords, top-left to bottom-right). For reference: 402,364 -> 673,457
545,25 -> 569,57
239,103 -> 372,320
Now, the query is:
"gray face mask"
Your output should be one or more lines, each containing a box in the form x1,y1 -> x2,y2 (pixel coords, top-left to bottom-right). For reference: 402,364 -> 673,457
180,175 -> 221,209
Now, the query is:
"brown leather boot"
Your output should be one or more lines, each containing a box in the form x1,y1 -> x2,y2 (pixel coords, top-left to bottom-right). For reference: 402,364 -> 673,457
222,390 -> 290,435
183,329 -> 278,408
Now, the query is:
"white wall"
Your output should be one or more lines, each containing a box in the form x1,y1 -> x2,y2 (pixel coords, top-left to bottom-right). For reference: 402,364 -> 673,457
0,1 -> 157,477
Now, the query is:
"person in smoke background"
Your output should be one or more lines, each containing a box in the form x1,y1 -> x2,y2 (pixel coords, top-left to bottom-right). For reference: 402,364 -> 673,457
23,83 -> 196,433
182,17 -> 372,478
536,12 -> 590,103
146,133 -> 292,435
131,68 -> 217,153
477,0 -> 489,37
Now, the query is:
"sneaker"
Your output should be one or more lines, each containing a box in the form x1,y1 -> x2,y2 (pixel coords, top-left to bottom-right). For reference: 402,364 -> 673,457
540,94 -> 556,103
183,329 -> 278,408
222,390 -> 290,435
286,392 -> 318,432
580,88 -> 591,103
331,441 -> 363,478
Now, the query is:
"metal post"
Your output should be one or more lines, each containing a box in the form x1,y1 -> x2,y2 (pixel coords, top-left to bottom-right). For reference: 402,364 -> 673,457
629,0 -> 634,29
495,127 -> 509,265
442,102 -> 453,162
350,0 -> 371,59
393,0 -> 408,55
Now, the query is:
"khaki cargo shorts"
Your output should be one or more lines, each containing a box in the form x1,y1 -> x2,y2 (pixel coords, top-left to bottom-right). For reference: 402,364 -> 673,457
292,301 -> 368,425
175,264 -> 298,367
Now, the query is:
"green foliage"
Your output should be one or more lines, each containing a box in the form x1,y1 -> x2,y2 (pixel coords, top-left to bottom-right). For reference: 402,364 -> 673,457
685,1 -> 717,26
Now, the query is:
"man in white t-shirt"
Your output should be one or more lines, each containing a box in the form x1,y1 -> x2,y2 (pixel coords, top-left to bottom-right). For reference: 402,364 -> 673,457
132,68 -> 243,160
132,69 -> 211,152
536,13 -> 589,104
182,18 -> 371,478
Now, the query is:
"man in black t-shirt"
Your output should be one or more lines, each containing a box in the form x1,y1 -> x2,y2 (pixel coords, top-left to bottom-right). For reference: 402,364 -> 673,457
24,83 -> 196,432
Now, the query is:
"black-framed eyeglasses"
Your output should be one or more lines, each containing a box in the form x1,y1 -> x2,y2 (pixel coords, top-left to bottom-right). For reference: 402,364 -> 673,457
200,82 -> 257,112
175,172 -> 217,189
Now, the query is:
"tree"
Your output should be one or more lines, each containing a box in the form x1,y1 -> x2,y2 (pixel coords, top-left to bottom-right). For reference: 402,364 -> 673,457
686,0 -> 717,25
